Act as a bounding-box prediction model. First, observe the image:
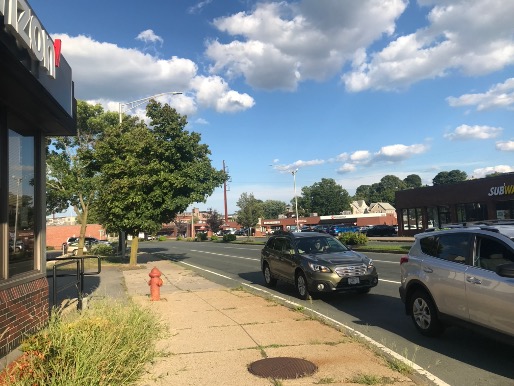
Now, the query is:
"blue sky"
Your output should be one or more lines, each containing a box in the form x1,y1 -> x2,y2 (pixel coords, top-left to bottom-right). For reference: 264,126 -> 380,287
31,0 -> 514,215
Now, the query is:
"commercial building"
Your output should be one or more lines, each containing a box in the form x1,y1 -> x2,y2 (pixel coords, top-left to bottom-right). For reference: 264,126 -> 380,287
1,0 -> 76,357
395,173 -> 514,236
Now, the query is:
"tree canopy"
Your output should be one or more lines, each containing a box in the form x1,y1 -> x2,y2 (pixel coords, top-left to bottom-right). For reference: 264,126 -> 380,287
261,200 -> 288,219
94,100 -> 226,265
236,193 -> 262,231
205,208 -> 224,234
432,170 -> 468,185
46,101 -> 118,254
297,178 -> 351,216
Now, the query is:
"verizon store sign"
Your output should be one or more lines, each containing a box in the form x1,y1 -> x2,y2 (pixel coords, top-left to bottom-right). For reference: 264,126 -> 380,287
1,0 -> 60,78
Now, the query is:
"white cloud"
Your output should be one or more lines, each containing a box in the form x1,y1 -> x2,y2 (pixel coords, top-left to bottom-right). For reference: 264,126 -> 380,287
343,0 -> 514,91
195,118 -> 209,125
206,0 -> 407,90
496,140 -> 514,151
373,143 -> 428,162
188,0 -> 213,14
190,75 -> 255,112
472,165 -> 514,178
136,29 -> 163,45
272,159 -> 325,173
447,78 -> 514,111
350,150 -> 372,163
444,124 -> 503,140
54,34 -> 254,115
337,163 -> 357,174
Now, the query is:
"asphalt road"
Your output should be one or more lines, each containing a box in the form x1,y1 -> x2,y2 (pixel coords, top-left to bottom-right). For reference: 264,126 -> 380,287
137,240 -> 514,386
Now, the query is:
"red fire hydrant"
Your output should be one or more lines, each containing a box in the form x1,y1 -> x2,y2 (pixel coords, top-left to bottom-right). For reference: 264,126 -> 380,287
148,267 -> 163,301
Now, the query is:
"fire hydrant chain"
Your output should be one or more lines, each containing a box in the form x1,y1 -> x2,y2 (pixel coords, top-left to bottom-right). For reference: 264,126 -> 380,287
148,267 -> 163,301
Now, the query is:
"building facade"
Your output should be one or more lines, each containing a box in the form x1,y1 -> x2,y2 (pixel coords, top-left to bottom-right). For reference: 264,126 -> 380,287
1,0 -> 76,357
395,173 -> 514,236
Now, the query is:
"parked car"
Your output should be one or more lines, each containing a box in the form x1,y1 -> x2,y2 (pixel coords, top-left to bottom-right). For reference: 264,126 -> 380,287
66,236 -> 111,255
312,225 -> 330,233
364,225 -> 396,237
9,239 -> 24,253
328,224 -> 359,236
234,229 -> 247,236
261,232 -> 378,300
66,236 -> 110,246
399,224 -> 514,343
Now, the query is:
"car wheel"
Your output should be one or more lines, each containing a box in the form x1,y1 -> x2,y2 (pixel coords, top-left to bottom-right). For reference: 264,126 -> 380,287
72,249 -> 78,256
295,272 -> 311,300
410,290 -> 444,337
263,263 -> 277,287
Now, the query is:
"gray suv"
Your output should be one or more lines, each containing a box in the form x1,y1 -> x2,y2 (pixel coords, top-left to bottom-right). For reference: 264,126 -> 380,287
261,232 -> 378,300
399,223 -> 514,342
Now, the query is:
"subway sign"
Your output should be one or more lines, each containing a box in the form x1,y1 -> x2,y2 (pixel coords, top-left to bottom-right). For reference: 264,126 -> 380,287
488,182 -> 514,197
1,0 -> 60,78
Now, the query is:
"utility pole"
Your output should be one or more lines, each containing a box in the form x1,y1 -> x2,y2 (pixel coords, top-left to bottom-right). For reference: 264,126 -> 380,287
223,160 -> 228,224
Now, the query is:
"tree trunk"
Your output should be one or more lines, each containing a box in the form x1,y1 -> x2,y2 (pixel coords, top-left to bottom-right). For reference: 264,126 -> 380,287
129,236 -> 139,266
76,208 -> 89,256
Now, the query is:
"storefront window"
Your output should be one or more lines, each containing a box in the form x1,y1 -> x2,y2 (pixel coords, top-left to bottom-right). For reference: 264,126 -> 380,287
496,201 -> 514,220
426,207 -> 438,228
437,206 -> 451,226
402,208 -> 422,230
8,130 -> 36,277
456,202 -> 488,223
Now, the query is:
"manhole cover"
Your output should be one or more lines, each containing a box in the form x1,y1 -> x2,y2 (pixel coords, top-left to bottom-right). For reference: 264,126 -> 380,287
248,357 -> 317,379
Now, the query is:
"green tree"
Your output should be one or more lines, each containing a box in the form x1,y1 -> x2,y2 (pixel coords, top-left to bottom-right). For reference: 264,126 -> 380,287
205,208 -> 224,234
46,101 -> 117,255
353,185 -> 371,202
432,170 -> 468,185
94,100 -> 226,265
261,200 -> 287,219
298,178 -> 351,216
236,193 -> 262,235
403,174 -> 422,188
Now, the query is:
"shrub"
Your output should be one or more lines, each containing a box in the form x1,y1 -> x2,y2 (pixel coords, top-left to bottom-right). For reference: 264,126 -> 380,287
5,300 -> 161,386
90,244 -> 114,257
196,232 -> 208,241
223,234 -> 236,242
338,232 -> 368,246
176,236 -> 183,241
210,235 -> 218,241
158,236 -> 167,241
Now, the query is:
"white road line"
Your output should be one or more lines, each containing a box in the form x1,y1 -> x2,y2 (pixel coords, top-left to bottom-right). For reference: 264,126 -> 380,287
190,249 -> 260,261
176,259 -> 449,386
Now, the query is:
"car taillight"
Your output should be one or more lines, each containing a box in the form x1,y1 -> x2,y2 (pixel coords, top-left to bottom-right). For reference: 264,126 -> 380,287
400,255 -> 409,265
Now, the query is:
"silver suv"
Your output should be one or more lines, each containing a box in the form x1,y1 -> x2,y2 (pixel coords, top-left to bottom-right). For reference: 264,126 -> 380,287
399,223 -> 514,342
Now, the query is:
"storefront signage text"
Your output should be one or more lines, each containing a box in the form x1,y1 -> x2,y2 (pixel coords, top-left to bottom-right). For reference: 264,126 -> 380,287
1,0 -> 58,78
488,183 -> 514,197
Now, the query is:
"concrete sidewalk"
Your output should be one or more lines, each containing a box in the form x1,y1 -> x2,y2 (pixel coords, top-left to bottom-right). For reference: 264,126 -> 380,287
119,257 -> 426,386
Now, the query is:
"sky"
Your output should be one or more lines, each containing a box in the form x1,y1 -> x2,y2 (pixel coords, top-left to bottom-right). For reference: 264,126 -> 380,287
30,0 -> 514,216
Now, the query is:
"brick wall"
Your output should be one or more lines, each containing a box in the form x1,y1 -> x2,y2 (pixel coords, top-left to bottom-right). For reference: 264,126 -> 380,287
46,224 -> 107,249
0,278 -> 49,356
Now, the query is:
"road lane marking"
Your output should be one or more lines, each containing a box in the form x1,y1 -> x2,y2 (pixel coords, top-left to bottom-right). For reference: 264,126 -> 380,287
174,259 -> 449,386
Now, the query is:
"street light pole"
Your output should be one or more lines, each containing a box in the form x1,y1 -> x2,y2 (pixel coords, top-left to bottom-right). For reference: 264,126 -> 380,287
291,169 -> 299,231
118,91 -> 182,123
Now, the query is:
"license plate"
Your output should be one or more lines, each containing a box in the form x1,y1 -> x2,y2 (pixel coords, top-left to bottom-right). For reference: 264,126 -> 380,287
348,277 -> 360,285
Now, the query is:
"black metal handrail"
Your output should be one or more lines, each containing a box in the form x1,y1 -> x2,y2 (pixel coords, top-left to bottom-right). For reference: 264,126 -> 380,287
48,255 -> 102,311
